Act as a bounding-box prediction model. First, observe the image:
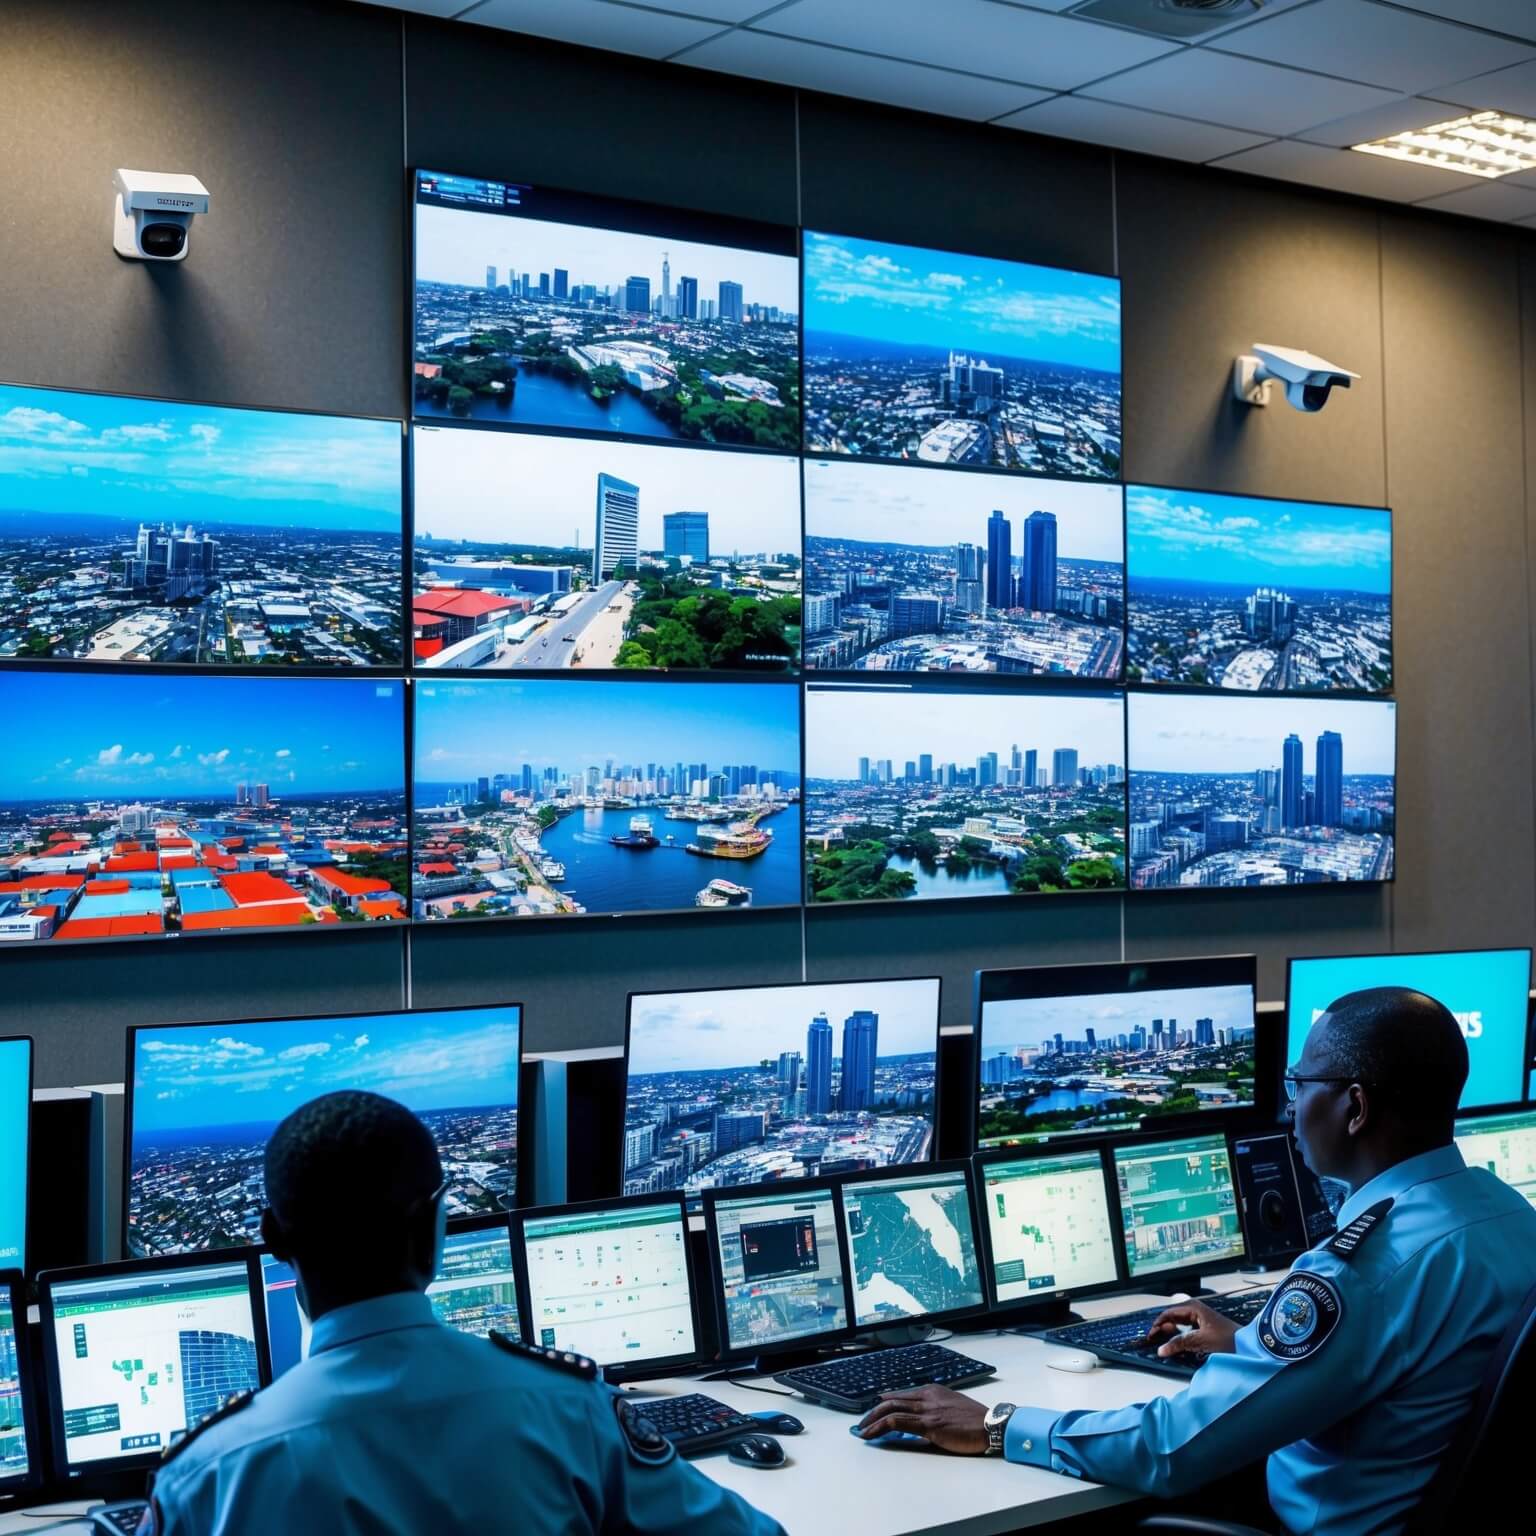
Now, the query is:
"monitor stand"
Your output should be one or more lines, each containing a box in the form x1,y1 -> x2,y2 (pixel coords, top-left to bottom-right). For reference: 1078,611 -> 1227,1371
1000,1298 -> 1083,1333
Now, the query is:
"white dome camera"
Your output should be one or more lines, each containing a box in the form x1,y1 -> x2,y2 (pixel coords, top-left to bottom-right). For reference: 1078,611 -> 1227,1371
1233,344 -> 1359,413
112,169 -> 210,262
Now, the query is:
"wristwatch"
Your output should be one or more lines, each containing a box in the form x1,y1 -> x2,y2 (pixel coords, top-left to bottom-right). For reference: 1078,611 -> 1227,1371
983,1401 -> 1016,1456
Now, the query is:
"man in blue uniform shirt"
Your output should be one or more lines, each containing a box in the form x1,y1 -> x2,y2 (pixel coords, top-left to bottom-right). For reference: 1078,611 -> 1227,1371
857,987 -> 1536,1535
148,1090 -> 784,1536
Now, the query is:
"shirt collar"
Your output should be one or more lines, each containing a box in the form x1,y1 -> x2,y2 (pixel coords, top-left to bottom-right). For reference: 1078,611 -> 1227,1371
1334,1143 -> 1466,1229
308,1290 -> 439,1356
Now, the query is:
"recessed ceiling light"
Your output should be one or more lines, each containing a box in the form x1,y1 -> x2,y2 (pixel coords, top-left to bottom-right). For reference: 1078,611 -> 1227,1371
1351,111 -> 1536,180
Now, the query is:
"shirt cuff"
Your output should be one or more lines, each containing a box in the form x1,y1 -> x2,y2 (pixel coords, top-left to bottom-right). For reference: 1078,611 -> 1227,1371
1003,1406 -> 1061,1469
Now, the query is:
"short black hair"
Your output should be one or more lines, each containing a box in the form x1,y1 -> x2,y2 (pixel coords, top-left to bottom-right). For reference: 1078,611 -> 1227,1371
264,1090 -> 442,1258
1314,987 -> 1469,1126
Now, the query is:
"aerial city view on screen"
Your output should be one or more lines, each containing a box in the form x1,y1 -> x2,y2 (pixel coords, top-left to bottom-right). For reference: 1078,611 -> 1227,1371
803,461 -> 1123,676
412,678 -> 802,919
128,1008 -> 520,1255
1129,693 -> 1396,889
412,428 -> 801,672
0,384 -> 403,667
802,232 -> 1121,481
624,979 -> 939,1196
843,1171 -> 984,1325
978,983 -> 1257,1146
1126,487 -> 1392,694
413,174 -> 800,450
0,672 -> 407,942
804,685 -> 1127,903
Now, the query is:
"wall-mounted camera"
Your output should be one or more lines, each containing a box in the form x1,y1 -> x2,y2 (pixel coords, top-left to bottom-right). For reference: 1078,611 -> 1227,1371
112,169 -> 210,262
1233,344 -> 1359,413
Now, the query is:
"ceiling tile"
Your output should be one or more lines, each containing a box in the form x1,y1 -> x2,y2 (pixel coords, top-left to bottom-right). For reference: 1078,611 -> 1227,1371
1209,0 -> 1535,95
755,0 -> 1178,91
462,0 -> 726,59
1434,58 -> 1536,116
1389,2 -> 1536,44
1412,179 -> 1536,220
1210,137 -> 1482,200
682,29 -> 1055,119
1083,49 -> 1401,135
356,0 -> 466,15
996,95 -> 1272,161
1294,94 -> 1479,148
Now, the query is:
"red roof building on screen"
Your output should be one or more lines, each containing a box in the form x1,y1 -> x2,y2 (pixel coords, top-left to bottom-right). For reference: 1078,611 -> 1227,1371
219,872 -> 307,908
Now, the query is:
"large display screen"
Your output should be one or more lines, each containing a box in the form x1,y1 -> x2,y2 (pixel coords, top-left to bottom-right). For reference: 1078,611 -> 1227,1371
411,677 -> 802,920
413,171 -> 800,451
1126,486 -> 1391,695
802,230 -> 1121,481
1287,949 -> 1531,1111
127,1005 -> 521,1256
0,1040 -> 30,1270
0,381 -> 402,668
979,1150 -> 1119,1304
803,459 -> 1123,677
1128,691 -> 1396,890
0,671 -> 407,942
1113,1134 -> 1244,1279
412,426 -> 801,672
624,977 -> 940,1198
804,682 -> 1126,904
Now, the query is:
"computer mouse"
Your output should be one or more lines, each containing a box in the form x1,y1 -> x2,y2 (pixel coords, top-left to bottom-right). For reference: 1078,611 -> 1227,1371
1170,1292 -> 1192,1304
849,1423 -> 929,1449
749,1411 -> 804,1435
1046,1351 -> 1099,1374
726,1434 -> 786,1468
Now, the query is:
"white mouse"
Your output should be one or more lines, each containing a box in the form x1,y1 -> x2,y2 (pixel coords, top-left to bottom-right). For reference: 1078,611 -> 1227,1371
1046,1352 -> 1099,1374
1170,1292 -> 1192,1304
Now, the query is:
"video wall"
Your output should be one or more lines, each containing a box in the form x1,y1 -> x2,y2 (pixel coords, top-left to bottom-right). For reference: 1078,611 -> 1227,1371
0,165 -> 1396,945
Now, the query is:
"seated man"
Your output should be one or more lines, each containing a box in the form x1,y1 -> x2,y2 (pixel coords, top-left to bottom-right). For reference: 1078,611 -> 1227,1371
149,1090 -> 785,1536
857,986 -> 1536,1536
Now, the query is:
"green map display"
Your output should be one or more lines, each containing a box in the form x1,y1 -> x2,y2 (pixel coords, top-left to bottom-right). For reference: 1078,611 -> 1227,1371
844,1175 -> 984,1326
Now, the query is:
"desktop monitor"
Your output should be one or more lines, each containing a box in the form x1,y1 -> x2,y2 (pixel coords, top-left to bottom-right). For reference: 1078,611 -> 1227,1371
704,1182 -> 850,1359
975,1148 -> 1120,1310
1231,1132 -> 1338,1269
517,1195 -> 697,1375
0,1039 -> 31,1271
839,1163 -> 985,1329
126,1004 -> 522,1257
1286,949 -> 1532,1112
974,956 -> 1268,1149
1454,1108 -> 1536,1210
0,1272 -> 40,1503
39,1253 -> 263,1482
1112,1133 -> 1245,1282
623,976 -> 942,1201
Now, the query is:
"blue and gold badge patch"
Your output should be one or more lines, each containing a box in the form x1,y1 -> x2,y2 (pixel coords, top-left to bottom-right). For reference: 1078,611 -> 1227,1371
1258,1272 -> 1342,1362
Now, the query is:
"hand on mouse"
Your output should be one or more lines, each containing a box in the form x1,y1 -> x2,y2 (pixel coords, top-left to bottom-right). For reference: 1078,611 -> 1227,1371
856,1385 -> 989,1455
1145,1300 -> 1240,1359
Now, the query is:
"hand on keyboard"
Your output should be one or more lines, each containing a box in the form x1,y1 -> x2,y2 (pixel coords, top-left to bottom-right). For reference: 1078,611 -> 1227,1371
855,1385 -> 990,1456
1145,1301 -> 1241,1361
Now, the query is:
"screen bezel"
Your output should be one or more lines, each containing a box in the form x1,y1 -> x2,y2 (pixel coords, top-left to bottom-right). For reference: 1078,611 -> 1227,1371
0,1037 -> 33,1276
0,1269 -> 41,1501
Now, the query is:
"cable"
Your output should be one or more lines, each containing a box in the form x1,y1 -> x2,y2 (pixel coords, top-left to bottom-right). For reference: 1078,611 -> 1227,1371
722,1378 -> 799,1399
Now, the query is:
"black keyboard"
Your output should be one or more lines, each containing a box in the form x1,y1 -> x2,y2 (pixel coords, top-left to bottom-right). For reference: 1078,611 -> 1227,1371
774,1342 -> 995,1412
1043,1289 -> 1275,1378
90,1504 -> 150,1536
631,1392 -> 761,1456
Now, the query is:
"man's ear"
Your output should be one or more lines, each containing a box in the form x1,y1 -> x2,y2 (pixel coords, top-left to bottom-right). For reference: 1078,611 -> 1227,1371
1346,1082 -> 1371,1138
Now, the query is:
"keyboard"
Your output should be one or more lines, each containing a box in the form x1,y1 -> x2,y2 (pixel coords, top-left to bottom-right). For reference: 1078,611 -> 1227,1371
1043,1289 -> 1275,1378
774,1342 -> 995,1412
631,1392 -> 761,1457
89,1504 -> 150,1536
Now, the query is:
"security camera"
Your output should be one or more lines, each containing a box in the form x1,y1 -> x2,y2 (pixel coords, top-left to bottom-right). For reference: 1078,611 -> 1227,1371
1233,344 -> 1359,413
112,169 -> 210,262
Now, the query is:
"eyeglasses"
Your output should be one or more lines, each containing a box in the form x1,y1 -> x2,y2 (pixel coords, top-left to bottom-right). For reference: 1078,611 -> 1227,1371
1283,1075 -> 1356,1103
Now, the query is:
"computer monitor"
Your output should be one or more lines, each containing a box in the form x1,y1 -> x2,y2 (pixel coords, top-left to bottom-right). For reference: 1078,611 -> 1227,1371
623,976 -> 942,1202
1112,1132 -> 1245,1283
125,1004 -> 522,1257
1454,1108 -> 1536,1210
516,1195 -> 697,1376
704,1181 -> 850,1360
974,956 -> 1269,1149
839,1163 -> 986,1329
0,1039 -> 32,1271
1231,1132 -> 1338,1269
1286,949 -> 1532,1112
0,1271 -> 40,1504
39,1253 -> 262,1482
974,1147 -> 1121,1312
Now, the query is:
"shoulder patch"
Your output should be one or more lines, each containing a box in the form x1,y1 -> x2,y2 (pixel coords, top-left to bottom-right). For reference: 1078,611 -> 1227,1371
614,1395 -> 676,1468
1258,1272 -> 1343,1362
1325,1197 -> 1394,1261
158,1389 -> 254,1466
488,1328 -> 598,1381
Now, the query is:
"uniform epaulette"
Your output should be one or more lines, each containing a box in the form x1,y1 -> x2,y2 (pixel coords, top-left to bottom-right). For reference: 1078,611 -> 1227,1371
489,1329 -> 599,1380
1325,1197 -> 1394,1261
158,1389 -> 255,1466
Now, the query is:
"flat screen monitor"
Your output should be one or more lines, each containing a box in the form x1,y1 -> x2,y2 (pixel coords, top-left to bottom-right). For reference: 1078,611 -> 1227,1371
1231,1132 -> 1338,1268
1287,949 -> 1531,1111
40,1255 -> 262,1480
975,956 -> 1267,1148
412,170 -> 800,452
976,1148 -> 1120,1307
1112,1133 -> 1245,1281
0,1272 -> 39,1501
802,459 -> 1124,679
623,976 -> 941,1200
839,1164 -> 985,1328
803,681 -> 1127,905
0,1039 -> 31,1270
411,676 -> 802,922
1127,691 -> 1396,891
126,1004 -> 522,1257
0,671 -> 407,944
0,380 -> 404,669
1455,1108 -> 1536,1210
802,230 -> 1121,482
705,1183 -> 849,1358
517,1196 -> 696,1373
1125,485 -> 1391,696
412,426 -> 800,673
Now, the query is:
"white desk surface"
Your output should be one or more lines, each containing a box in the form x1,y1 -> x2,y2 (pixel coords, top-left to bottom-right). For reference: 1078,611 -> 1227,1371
0,1275 -> 1286,1536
